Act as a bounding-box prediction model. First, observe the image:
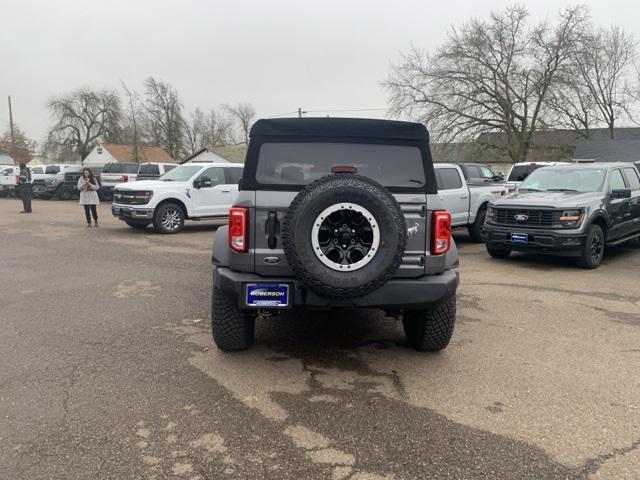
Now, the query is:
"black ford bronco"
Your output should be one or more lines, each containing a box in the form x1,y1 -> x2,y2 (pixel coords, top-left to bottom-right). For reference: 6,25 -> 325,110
211,118 -> 459,351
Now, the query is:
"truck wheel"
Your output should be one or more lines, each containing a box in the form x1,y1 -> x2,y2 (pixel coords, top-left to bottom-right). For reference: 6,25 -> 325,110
125,220 -> 150,230
153,203 -> 184,234
486,245 -> 511,259
211,284 -> 255,351
403,295 -> 456,352
468,208 -> 486,243
578,224 -> 604,269
282,174 -> 407,299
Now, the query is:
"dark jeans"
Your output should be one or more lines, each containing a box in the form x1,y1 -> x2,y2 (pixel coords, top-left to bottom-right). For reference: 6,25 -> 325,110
84,204 -> 98,224
20,184 -> 32,212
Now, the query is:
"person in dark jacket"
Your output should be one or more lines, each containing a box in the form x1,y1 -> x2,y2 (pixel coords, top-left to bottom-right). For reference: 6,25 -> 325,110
18,163 -> 32,213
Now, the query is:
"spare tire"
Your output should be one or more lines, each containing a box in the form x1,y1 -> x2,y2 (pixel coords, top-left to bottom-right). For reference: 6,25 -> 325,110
282,173 -> 407,298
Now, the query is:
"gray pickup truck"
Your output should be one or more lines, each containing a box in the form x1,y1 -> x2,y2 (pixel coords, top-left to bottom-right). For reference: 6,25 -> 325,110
211,118 -> 459,352
434,163 -> 507,242
482,162 -> 640,268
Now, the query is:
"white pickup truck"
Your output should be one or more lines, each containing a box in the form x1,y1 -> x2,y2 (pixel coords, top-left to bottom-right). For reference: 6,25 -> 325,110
434,163 -> 507,242
111,162 -> 244,233
0,165 -> 19,197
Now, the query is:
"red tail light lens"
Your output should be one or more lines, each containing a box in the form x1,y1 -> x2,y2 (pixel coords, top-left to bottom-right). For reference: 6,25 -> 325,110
432,210 -> 451,255
228,207 -> 248,252
122,175 -> 129,182
15,174 -> 20,184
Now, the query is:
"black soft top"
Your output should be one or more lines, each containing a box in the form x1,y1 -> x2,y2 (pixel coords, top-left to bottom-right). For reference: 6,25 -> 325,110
250,117 -> 429,142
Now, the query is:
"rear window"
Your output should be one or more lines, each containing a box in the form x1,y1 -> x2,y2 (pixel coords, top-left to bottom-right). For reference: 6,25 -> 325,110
164,164 -> 176,173
508,165 -> 543,182
45,165 -> 60,174
103,163 -> 139,174
436,168 -> 463,190
255,143 -> 425,188
138,164 -> 160,175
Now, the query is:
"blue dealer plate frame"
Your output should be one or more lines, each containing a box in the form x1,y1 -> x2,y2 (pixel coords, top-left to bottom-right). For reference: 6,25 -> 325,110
245,283 -> 291,308
510,233 -> 529,244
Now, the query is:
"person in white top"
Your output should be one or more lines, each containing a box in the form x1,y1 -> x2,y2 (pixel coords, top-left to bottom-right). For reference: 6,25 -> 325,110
77,168 -> 100,227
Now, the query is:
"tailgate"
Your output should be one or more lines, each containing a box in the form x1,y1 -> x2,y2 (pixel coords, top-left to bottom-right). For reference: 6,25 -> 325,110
251,191 -> 428,278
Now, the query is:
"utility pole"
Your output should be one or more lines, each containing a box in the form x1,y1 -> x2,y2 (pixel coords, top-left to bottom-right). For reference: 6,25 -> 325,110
8,96 -> 16,162
297,107 -> 307,118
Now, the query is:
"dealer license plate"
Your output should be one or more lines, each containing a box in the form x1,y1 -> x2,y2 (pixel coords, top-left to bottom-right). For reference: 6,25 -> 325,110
510,233 -> 529,244
245,284 -> 290,308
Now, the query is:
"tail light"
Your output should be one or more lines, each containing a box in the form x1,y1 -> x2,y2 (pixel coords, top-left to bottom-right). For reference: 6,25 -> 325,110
15,174 -> 20,184
432,210 -> 451,255
122,175 -> 129,182
228,207 -> 248,252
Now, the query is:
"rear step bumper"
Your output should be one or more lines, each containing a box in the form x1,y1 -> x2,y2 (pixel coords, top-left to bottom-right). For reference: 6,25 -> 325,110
214,267 -> 459,311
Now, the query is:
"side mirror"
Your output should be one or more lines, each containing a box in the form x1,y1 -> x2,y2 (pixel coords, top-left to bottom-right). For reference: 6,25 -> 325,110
193,179 -> 201,189
611,188 -> 631,199
491,174 -> 504,182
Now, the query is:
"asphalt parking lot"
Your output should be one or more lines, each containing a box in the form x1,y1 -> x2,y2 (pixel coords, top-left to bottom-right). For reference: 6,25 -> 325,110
1,198 -> 639,480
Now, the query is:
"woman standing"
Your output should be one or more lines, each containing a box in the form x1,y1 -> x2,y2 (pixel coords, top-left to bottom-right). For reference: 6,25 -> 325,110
77,168 -> 100,227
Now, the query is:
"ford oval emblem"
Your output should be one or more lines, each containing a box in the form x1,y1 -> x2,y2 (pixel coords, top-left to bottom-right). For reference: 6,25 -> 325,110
263,256 -> 281,264
514,214 -> 529,222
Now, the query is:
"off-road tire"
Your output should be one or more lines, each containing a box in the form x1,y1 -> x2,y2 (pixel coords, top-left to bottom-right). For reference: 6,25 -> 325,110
153,203 -> 185,234
468,208 -> 486,243
486,245 -> 511,259
211,284 -> 255,351
403,295 -> 456,352
282,173 -> 407,299
125,220 -> 150,230
578,224 -> 605,269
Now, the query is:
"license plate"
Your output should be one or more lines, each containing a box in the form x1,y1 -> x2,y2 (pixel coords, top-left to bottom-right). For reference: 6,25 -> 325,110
245,284 -> 290,308
510,233 -> 529,244
33,186 -> 44,192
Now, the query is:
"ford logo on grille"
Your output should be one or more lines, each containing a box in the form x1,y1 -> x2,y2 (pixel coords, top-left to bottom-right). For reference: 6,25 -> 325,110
514,214 -> 529,222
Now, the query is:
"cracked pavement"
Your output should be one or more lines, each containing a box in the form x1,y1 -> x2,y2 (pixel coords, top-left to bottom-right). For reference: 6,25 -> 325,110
1,199 -> 639,479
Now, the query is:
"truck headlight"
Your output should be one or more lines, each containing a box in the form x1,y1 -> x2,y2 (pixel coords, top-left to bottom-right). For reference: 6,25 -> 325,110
486,206 -> 496,222
559,209 -> 584,228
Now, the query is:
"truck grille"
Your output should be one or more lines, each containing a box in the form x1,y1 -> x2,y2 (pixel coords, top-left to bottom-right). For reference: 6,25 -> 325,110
493,208 -> 555,227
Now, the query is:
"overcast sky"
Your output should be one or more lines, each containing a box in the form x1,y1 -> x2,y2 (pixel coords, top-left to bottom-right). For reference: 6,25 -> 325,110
1,0 -> 639,145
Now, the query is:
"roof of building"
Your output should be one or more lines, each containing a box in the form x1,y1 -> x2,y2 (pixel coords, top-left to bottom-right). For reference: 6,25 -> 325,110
181,147 -> 229,164
101,144 -> 175,163
250,117 -> 429,141
574,139 -> 640,163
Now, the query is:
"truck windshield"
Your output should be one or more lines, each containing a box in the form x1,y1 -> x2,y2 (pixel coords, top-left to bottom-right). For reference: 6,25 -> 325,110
520,168 -> 606,193
255,142 -> 425,188
159,165 -> 201,182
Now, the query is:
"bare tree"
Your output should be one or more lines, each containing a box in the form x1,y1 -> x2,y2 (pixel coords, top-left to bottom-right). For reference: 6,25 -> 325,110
384,5 -> 587,162
577,26 -> 636,139
225,103 -> 256,145
545,70 -> 598,138
47,87 -> 121,160
202,108 -> 234,147
183,108 -> 206,156
121,81 -> 143,161
143,77 -> 185,159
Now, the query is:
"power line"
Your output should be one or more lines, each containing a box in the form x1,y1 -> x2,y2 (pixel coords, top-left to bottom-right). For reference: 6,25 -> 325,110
264,107 -> 387,118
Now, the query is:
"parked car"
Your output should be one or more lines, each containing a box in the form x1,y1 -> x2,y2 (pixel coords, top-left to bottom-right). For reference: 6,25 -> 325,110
453,162 -> 504,185
434,163 -> 507,242
482,162 -> 640,268
32,164 -> 78,199
111,162 -> 244,233
504,161 -> 569,191
210,117 -> 459,352
60,165 -> 104,200
136,163 -> 177,181
100,163 -> 140,200
0,166 -> 19,197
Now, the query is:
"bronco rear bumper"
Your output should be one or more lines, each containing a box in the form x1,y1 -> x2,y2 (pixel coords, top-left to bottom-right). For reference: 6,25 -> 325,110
213,266 -> 459,311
